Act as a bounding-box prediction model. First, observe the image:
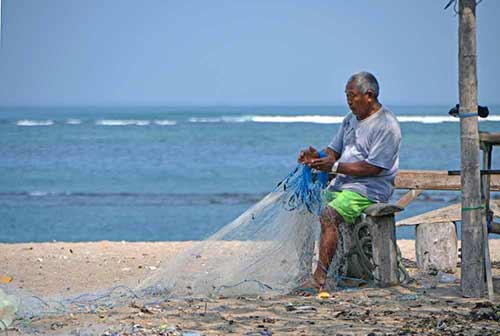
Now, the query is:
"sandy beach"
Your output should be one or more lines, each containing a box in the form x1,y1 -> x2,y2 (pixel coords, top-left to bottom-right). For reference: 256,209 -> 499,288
1,240 -> 500,335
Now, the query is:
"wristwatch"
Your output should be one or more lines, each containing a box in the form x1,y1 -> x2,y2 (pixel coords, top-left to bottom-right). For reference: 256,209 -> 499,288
331,161 -> 340,174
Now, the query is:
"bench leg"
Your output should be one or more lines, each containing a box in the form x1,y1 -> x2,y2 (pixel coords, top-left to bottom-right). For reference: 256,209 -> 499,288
367,214 -> 399,287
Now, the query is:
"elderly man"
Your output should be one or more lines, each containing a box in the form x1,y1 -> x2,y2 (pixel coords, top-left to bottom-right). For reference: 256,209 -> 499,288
297,71 -> 401,293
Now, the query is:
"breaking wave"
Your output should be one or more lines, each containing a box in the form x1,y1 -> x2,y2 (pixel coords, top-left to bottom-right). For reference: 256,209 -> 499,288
188,115 -> 500,124
12,115 -> 500,127
153,120 -> 177,126
16,120 -> 54,126
65,119 -> 82,125
397,115 -> 500,123
188,115 -> 342,124
96,120 -> 151,126
95,119 -> 176,126
188,116 -> 253,123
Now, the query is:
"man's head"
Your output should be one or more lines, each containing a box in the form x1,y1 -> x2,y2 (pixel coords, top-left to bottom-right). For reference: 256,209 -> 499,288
345,71 -> 380,120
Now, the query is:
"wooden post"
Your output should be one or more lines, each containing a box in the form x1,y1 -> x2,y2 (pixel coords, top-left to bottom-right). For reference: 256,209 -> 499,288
481,142 -> 494,300
415,221 -> 458,273
364,204 -> 402,287
458,0 -> 484,297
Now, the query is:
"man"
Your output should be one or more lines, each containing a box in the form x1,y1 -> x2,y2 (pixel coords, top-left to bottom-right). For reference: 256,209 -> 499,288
297,71 -> 401,292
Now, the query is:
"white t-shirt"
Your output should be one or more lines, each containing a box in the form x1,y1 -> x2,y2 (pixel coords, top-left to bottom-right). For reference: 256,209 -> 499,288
327,106 -> 401,203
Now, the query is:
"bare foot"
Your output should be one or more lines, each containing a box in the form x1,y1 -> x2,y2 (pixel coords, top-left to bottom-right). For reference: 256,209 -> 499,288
313,270 -> 327,289
292,278 -> 323,296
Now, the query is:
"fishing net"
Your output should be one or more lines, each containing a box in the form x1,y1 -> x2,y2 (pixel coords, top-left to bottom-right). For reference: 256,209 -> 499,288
3,165 -> 327,316
2,163 -> 407,332
138,164 -> 330,298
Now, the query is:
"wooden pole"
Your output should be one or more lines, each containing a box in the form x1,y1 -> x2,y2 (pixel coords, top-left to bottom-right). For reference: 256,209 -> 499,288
481,143 -> 494,300
458,0 -> 484,298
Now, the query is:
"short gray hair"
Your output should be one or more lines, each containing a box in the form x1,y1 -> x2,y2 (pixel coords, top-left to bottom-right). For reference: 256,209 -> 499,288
347,71 -> 379,98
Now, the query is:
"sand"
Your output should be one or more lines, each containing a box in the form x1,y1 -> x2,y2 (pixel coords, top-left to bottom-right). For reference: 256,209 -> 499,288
1,240 -> 499,335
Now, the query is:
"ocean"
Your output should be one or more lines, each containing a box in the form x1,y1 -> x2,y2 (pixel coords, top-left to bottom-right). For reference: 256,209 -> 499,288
1,105 -> 499,243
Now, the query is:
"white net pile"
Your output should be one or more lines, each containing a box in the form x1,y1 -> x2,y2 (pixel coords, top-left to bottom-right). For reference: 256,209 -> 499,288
4,164 -> 360,330
139,164 -> 329,297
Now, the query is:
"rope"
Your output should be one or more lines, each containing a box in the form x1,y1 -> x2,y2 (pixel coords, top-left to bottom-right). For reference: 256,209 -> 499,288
19,285 -> 144,320
458,112 -> 479,119
278,164 -> 328,215
213,279 -> 283,295
462,204 -> 485,211
344,218 -> 409,285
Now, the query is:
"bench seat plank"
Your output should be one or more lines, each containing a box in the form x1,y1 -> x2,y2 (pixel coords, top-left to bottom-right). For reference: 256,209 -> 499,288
395,170 -> 500,191
396,199 -> 500,226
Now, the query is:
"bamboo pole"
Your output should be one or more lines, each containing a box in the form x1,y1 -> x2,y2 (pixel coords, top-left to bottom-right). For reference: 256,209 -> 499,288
458,0 -> 484,298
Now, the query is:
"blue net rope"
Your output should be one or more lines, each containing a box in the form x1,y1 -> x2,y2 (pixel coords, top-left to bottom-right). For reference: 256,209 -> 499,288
277,157 -> 329,215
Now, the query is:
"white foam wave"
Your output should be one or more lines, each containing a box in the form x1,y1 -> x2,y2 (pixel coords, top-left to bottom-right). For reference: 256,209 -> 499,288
154,120 -> 177,126
397,116 -> 456,123
188,115 -> 339,124
188,117 -> 219,123
252,115 -> 344,124
96,120 -> 151,126
189,114 -> 500,124
66,119 -> 82,125
398,115 -> 500,123
14,115 -> 500,128
16,120 -> 54,126
29,191 -> 48,197
484,116 -> 500,121
188,116 -> 253,123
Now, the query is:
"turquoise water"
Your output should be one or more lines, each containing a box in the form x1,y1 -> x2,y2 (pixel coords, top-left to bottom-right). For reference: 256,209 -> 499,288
0,105 -> 499,242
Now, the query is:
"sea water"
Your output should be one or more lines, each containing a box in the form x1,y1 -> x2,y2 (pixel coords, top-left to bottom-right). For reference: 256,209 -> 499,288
0,105 -> 499,242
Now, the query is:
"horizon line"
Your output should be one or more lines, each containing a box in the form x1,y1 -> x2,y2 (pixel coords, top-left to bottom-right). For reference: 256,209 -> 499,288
1,102 -> 499,109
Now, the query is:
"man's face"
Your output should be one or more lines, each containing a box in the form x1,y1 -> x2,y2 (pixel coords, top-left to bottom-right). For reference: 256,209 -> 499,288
345,81 -> 371,119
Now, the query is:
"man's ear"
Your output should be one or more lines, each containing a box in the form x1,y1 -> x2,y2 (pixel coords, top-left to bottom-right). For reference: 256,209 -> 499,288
365,89 -> 374,101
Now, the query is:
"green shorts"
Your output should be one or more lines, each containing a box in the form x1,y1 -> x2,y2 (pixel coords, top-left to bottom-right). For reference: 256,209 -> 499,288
323,190 -> 375,224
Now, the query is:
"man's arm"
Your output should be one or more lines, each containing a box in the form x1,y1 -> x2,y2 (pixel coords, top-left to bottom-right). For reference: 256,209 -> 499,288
335,161 -> 383,177
324,147 -> 340,160
309,155 -> 382,176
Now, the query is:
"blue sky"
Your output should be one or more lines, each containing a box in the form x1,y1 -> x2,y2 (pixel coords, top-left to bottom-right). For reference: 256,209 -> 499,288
0,0 -> 499,106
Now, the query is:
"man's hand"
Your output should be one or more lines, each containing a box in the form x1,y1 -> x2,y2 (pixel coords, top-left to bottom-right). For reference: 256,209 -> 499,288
309,155 -> 336,172
297,146 -> 319,164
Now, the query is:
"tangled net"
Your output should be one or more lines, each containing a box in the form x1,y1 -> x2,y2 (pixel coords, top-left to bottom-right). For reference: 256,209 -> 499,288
138,164 -> 330,297
3,163 -> 407,332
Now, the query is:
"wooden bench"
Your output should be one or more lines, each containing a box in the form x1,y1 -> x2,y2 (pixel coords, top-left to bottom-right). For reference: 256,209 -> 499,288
337,170 -> 500,287
332,134 -> 500,289
394,170 -> 500,273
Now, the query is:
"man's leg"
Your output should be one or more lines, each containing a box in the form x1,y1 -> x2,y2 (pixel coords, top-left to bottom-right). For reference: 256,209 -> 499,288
296,211 -> 316,282
295,205 -> 344,294
294,190 -> 373,295
312,205 -> 344,288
